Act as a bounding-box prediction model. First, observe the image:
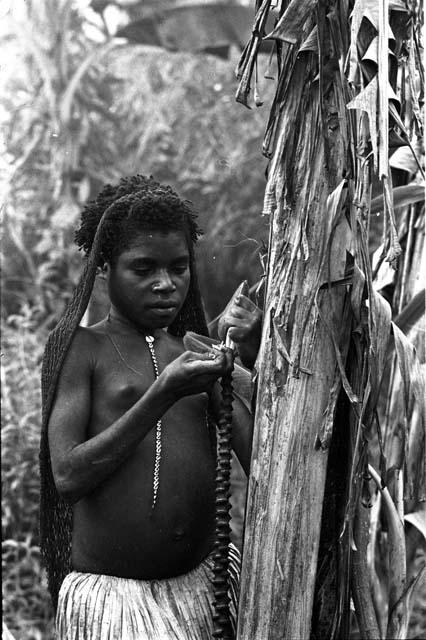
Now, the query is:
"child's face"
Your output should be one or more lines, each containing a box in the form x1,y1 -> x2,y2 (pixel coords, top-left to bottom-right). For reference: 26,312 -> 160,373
106,229 -> 191,331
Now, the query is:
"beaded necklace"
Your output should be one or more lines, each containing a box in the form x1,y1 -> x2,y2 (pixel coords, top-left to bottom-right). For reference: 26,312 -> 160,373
106,317 -> 237,637
145,335 -> 162,509
106,316 -> 162,510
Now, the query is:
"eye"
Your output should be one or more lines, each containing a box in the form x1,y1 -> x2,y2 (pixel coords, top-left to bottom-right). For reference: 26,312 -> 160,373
172,264 -> 189,274
133,267 -> 151,276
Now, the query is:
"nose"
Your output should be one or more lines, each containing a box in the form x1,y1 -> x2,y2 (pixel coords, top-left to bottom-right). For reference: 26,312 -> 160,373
154,270 -> 176,292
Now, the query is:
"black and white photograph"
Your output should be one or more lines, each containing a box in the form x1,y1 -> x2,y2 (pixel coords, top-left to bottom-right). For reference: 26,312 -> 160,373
1,1 -> 425,639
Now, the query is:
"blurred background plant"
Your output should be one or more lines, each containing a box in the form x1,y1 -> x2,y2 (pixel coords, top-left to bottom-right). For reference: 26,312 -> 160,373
2,310 -> 55,640
1,0 -> 273,329
1,0 -> 272,636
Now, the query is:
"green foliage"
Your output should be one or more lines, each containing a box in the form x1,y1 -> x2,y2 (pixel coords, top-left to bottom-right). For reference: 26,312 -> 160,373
1,0 -> 112,324
2,1 -> 272,324
1,1 -> 271,636
2,314 -> 54,639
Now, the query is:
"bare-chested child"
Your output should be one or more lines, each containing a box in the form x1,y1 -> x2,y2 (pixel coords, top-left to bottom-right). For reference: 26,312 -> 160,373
41,176 -> 262,639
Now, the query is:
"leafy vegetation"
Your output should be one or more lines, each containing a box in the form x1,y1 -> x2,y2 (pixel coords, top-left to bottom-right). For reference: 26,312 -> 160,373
1,1 -> 271,636
2,316 -> 54,639
2,0 -> 273,327
235,1 -> 425,639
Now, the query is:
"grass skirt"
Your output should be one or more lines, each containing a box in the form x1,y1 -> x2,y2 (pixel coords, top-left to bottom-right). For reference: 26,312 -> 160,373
55,545 -> 240,639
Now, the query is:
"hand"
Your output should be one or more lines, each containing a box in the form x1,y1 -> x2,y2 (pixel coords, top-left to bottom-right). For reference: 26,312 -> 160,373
161,349 -> 234,399
218,282 -> 262,368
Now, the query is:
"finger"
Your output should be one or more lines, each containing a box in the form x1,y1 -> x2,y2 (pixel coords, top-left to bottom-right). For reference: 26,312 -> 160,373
234,294 -> 258,313
184,351 -> 214,361
200,353 -> 224,365
218,315 -> 249,343
218,316 -> 232,341
221,314 -> 247,330
227,325 -> 253,343
240,280 -> 249,297
228,305 -> 247,319
232,280 -> 249,299
199,352 -> 232,377
194,351 -> 227,369
185,352 -> 225,370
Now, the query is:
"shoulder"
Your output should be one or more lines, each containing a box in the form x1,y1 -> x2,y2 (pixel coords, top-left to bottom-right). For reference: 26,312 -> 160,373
70,325 -> 104,351
63,326 -> 108,371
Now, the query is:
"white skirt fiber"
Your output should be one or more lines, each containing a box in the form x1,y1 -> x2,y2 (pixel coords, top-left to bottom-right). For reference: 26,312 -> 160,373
56,546 -> 240,640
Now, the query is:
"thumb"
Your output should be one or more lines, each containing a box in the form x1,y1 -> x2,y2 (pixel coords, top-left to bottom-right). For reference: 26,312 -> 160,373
240,280 -> 249,297
233,280 -> 249,299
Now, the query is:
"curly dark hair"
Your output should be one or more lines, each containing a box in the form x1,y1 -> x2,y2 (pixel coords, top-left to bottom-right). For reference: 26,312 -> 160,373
74,174 -> 202,266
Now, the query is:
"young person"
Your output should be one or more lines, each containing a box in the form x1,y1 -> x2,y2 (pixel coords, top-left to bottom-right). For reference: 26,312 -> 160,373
40,175 -> 261,639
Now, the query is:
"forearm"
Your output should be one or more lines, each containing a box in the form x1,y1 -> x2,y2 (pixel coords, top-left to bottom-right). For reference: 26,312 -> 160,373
55,376 -> 176,503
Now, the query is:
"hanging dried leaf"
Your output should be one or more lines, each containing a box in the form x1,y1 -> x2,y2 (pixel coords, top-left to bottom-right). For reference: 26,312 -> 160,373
361,35 -> 396,66
348,0 -> 404,80
299,26 -> 318,53
388,102 -> 425,177
382,175 -> 402,267
368,289 -> 392,407
347,76 -> 379,169
348,0 -> 379,83
264,0 -> 316,44
378,0 -> 390,179
407,26 -> 424,136
392,322 -> 426,419
235,0 -> 273,108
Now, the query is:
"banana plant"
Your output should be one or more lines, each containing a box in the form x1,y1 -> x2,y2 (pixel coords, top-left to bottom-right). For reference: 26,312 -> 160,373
234,1 -> 425,639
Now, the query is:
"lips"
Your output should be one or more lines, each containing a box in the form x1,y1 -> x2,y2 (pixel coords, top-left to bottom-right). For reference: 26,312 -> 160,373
149,301 -> 178,310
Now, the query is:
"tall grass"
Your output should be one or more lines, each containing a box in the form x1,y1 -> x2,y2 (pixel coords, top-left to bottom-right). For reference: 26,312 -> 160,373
2,310 -> 54,639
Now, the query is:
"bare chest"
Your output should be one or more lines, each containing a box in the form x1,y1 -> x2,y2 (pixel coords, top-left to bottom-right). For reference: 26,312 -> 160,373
89,333 -> 174,419
88,334 -> 209,436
